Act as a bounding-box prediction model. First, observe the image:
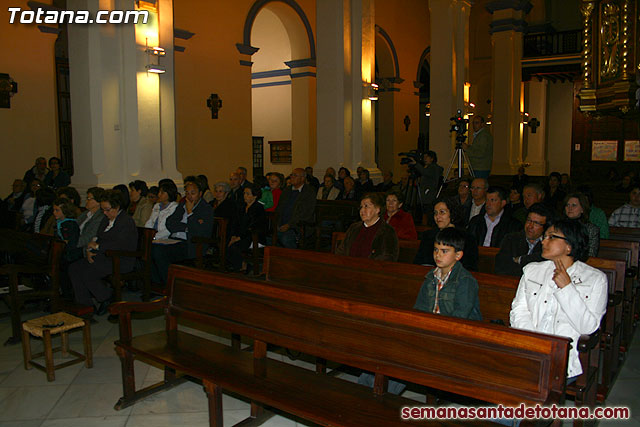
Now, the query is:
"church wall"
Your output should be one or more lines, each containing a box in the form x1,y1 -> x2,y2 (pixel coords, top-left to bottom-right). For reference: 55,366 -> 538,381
375,0 -> 430,180
545,81 -> 573,174
0,1 -> 59,188
173,0 -> 315,183
251,7 -> 293,177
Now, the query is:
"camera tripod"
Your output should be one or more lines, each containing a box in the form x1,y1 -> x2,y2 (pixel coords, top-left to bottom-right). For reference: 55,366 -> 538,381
436,143 -> 475,198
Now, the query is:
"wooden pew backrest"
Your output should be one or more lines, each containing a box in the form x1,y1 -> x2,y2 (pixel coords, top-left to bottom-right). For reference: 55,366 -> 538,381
167,265 -> 570,407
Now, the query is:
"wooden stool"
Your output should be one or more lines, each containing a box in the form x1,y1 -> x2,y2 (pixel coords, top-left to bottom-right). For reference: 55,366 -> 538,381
21,312 -> 93,381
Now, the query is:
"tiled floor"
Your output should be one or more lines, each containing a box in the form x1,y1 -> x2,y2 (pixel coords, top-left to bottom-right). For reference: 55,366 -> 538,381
0,297 -> 638,426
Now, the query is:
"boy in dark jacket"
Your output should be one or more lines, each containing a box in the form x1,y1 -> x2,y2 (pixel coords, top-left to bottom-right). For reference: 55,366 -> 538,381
414,227 -> 482,320
360,228 -> 481,395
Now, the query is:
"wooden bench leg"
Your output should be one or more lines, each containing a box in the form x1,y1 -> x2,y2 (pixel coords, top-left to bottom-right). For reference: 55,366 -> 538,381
43,329 -> 55,382
203,380 -> 223,427
83,320 -> 93,368
21,328 -> 31,370
115,346 -> 136,408
7,271 -> 22,345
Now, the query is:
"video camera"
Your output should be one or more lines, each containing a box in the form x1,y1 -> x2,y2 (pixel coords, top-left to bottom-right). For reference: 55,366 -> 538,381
450,109 -> 469,145
398,150 -> 424,166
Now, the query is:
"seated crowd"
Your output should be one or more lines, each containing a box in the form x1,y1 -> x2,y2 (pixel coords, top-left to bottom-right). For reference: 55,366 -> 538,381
0,154 -> 633,388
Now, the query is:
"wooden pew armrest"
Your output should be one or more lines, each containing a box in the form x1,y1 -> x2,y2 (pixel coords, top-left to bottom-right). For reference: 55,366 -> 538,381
109,298 -> 167,315
577,329 -> 600,352
609,291 -> 623,306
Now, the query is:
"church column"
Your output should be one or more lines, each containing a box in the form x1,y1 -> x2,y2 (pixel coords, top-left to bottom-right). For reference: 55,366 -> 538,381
428,0 -> 471,169
316,0 -> 348,173
316,0 -> 379,180
487,0 -> 532,175
286,59 -> 317,169
67,0 -> 181,194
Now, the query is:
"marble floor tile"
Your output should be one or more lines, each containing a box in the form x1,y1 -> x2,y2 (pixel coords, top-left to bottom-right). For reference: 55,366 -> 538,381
41,415 -> 128,427
47,383 -> 132,419
130,380 -> 211,415
0,385 -> 68,421
2,358 -> 83,386
125,411 -> 212,427
0,420 -> 44,427
72,357 -> 149,388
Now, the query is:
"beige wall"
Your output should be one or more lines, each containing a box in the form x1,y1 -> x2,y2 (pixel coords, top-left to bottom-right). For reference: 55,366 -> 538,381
174,0 -> 315,183
0,1 -> 59,189
546,81 -> 573,174
375,0 -> 430,179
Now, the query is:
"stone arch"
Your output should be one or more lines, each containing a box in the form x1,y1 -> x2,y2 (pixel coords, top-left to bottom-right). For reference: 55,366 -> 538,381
375,25 -> 401,82
241,0 -> 315,61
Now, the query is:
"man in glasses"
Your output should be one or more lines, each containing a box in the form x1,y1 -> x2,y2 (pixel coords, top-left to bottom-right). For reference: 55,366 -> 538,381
495,203 -> 554,276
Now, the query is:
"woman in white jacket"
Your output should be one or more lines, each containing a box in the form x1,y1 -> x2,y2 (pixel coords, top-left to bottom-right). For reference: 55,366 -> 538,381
510,219 -> 607,379
145,180 -> 179,239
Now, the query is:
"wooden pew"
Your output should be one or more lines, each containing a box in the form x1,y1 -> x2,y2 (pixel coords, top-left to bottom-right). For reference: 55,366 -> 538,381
106,227 -> 156,302
314,200 -> 360,250
599,239 -> 638,350
264,246 -> 601,411
193,217 -> 229,271
0,233 -> 65,344
584,257 -> 625,403
478,246 -> 500,274
111,264 -> 570,426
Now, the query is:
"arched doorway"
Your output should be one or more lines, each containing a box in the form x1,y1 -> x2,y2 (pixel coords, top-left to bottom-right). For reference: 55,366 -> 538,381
244,0 -> 316,176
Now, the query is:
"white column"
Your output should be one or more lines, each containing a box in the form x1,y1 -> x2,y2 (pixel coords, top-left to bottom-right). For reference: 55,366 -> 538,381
428,0 -> 471,169
67,0 -> 181,195
316,0 -> 348,173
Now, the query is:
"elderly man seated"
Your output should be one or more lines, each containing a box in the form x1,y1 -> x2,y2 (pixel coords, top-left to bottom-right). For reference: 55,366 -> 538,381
276,168 -> 316,248
151,180 -> 214,286
495,203 -> 553,276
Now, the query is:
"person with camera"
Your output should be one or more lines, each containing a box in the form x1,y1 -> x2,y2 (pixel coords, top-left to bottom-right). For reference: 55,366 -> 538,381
462,115 -> 493,178
408,150 -> 443,225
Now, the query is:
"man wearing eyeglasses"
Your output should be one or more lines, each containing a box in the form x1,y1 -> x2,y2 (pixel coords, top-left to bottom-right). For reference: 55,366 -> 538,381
495,203 -> 553,276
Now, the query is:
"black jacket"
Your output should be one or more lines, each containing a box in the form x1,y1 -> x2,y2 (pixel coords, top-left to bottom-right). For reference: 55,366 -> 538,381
467,211 -> 521,248
276,184 -> 317,230
166,199 -> 214,259
231,202 -> 267,245
495,230 -> 543,276
95,211 -> 138,272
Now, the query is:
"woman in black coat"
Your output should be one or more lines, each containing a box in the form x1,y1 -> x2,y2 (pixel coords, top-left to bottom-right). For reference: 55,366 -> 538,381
68,190 -> 137,313
227,184 -> 267,272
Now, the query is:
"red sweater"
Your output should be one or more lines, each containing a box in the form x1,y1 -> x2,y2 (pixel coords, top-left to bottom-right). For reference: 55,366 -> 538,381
384,209 -> 417,240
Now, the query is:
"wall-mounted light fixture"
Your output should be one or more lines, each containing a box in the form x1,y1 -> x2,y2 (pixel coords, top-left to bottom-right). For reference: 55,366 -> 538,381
424,102 -> 430,117
145,46 -> 165,56
145,64 -> 166,74
362,82 -> 378,101
144,38 -> 165,74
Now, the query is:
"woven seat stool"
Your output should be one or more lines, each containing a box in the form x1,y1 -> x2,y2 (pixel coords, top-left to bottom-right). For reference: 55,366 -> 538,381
21,312 -> 93,381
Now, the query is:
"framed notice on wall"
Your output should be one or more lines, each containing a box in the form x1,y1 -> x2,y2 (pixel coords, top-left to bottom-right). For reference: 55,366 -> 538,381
624,140 -> 640,161
591,140 -> 618,161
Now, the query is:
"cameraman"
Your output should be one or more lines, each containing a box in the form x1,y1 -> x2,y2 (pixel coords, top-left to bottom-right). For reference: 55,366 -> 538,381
462,115 -> 493,178
408,150 -> 443,225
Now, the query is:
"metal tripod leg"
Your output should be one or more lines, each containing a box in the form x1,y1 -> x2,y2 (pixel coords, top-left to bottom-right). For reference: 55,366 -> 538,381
436,148 -> 475,198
